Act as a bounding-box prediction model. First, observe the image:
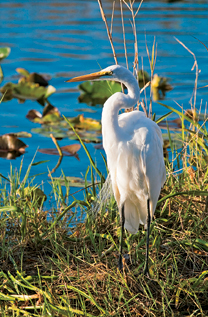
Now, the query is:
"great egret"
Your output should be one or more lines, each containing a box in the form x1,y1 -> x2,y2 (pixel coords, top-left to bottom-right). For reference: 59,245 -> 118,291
67,65 -> 166,275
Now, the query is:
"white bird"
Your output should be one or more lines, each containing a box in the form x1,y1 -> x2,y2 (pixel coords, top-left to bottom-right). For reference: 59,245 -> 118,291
67,65 -> 166,275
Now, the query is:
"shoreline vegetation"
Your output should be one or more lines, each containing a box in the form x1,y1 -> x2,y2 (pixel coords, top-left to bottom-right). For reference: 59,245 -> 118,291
1,0 -> 208,316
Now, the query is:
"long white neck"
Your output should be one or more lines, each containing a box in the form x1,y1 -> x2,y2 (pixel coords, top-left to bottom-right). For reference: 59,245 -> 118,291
102,73 -> 140,145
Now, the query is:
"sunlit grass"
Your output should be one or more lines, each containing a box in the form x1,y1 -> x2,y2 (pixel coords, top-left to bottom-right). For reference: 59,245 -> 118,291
1,108 -> 208,316
1,1 -> 208,314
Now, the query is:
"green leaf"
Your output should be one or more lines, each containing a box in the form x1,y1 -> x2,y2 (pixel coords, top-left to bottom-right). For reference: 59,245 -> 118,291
45,85 -> 56,98
0,206 -> 21,212
16,67 -> 30,77
78,80 -> 121,106
0,47 -> 11,61
156,111 -> 173,124
158,102 -> 207,135
0,82 -> 56,102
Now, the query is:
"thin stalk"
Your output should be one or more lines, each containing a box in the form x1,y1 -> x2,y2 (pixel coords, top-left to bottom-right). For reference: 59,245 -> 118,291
97,0 -> 118,65
97,0 -> 124,94
120,0 -> 128,69
175,37 -> 199,110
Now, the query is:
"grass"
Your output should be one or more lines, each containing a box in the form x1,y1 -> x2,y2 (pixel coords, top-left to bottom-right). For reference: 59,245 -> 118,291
1,1 -> 208,315
1,111 -> 208,316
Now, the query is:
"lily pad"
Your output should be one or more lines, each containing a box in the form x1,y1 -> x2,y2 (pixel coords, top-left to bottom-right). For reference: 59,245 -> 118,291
0,82 -> 56,104
29,108 -> 102,143
52,176 -> 89,188
78,80 -> 122,106
31,126 -> 68,139
0,133 -> 28,159
38,143 -> 81,157
0,47 -> 11,61
32,126 -> 101,143
26,109 -> 42,121
0,67 -> 55,104
26,103 -> 61,124
8,131 -> 32,138
16,68 -> 49,86
67,114 -> 101,131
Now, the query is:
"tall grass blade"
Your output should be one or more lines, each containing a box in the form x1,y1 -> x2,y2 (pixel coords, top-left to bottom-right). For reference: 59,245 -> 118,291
158,102 -> 207,135
64,116 -> 105,183
156,111 -> 173,124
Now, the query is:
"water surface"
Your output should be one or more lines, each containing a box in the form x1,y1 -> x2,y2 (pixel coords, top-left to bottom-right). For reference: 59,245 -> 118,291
0,0 -> 208,201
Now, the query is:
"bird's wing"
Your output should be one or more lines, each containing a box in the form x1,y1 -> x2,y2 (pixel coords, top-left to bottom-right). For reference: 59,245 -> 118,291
134,118 -> 166,216
118,110 -> 146,136
116,111 -> 166,230
119,111 -> 166,187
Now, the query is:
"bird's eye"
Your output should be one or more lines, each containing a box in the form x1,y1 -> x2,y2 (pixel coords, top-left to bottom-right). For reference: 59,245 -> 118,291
103,71 -> 113,76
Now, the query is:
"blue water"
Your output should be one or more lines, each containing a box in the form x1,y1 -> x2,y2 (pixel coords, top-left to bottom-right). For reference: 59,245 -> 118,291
0,0 -> 208,202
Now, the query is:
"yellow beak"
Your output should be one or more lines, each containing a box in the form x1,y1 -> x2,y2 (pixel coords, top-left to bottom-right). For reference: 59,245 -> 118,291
66,70 -> 112,83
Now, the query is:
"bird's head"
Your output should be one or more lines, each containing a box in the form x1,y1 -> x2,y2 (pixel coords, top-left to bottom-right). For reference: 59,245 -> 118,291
66,65 -> 129,83
66,65 -> 140,102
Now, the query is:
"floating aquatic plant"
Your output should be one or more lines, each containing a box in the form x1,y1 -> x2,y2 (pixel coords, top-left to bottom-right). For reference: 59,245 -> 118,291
0,68 -> 55,105
78,80 -> 122,106
0,133 -> 29,159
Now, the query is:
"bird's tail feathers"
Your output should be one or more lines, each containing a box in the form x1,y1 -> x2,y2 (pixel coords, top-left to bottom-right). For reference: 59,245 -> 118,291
123,199 -> 147,234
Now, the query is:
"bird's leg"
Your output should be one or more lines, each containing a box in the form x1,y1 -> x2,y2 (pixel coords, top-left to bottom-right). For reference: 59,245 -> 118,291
144,198 -> 151,276
118,205 -> 125,270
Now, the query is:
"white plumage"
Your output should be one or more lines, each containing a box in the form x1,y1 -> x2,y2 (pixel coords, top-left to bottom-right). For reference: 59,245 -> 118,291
101,65 -> 166,234
67,64 -> 166,273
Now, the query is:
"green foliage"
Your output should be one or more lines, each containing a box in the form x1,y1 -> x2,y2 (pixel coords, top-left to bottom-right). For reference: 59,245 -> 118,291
0,66 -> 55,105
1,31 -> 208,317
1,111 -> 208,315
78,80 -> 122,106
0,81 -> 56,103
32,125 -> 102,143
30,112 -> 102,143
0,47 -> 11,61
0,47 -> 11,83
26,103 -> 61,124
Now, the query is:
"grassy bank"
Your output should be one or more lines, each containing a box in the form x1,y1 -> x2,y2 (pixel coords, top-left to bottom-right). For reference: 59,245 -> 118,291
1,1 -> 208,316
1,117 -> 208,316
